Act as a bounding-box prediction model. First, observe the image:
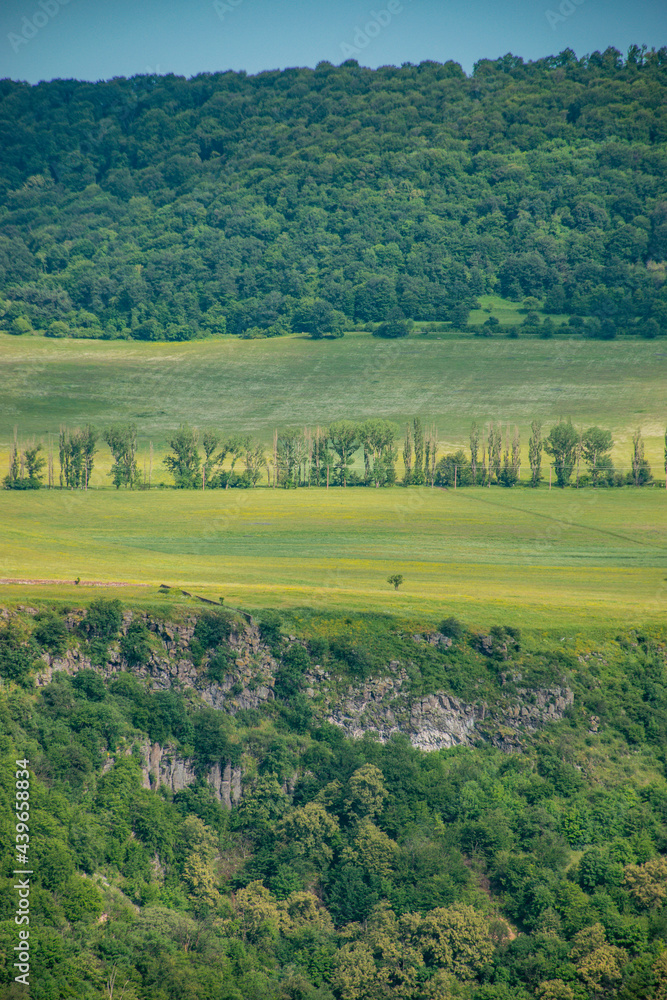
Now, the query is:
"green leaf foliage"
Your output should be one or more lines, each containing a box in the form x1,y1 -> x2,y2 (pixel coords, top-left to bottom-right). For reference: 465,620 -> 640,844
0,599 -> 666,997
2,53 -> 667,340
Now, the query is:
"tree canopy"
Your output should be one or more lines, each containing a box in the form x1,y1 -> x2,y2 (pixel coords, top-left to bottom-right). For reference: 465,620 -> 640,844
0,49 -> 666,340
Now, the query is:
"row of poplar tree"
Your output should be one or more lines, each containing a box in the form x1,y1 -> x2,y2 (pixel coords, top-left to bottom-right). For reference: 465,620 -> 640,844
3,419 -> 662,490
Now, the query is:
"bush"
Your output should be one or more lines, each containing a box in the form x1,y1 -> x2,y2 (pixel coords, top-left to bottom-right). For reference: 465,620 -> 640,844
330,639 -> 375,678
373,308 -> 409,338
257,611 -> 283,648
207,649 -> 232,683
435,451 -> 473,487
194,611 -> 234,649
33,611 -> 68,655
79,600 -> 122,664
275,644 -> 311,701
308,637 -> 329,660
0,623 -> 36,684
120,618 -> 152,666
439,617 -> 466,640
73,669 -> 106,701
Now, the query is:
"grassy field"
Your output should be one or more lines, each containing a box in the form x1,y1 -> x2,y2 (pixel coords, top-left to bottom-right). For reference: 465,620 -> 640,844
467,293 -> 569,328
2,332 -> 666,633
2,486 -> 666,633
1,333 -> 666,487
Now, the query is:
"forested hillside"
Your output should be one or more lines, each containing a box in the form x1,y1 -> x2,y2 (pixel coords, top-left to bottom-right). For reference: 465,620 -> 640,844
1,46 -> 667,340
2,600 -> 667,999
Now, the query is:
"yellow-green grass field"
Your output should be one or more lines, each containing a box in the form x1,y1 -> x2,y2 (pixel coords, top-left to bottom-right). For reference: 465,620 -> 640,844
2,487 -> 666,634
1,333 -> 666,487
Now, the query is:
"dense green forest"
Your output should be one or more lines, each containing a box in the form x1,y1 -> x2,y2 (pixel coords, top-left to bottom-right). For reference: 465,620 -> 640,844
2,599 -> 667,998
1,47 -> 667,340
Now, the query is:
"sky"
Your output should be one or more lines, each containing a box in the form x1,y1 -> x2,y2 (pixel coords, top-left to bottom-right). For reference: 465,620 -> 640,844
0,0 -> 666,84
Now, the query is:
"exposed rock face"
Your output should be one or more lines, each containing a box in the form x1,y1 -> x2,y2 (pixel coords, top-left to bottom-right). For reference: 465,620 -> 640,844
208,762 -> 243,809
137,742 -> 243,808
30,610 -> 575,799
40,615 -> 279,714
141,741 -> 197,793
328,671 -> 574,751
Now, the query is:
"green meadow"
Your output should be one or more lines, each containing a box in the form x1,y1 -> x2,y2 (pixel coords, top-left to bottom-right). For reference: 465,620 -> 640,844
1,333 -> 666,483
2,486 -> 666,633
2,332 -> 666,632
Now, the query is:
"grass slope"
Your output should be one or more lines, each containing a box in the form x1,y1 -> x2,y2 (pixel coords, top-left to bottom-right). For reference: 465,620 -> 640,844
1,487 -> 666,632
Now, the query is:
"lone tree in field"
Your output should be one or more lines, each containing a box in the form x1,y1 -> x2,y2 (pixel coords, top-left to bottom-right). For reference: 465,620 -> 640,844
545,419 -> 578,487
387,574 -> 404,590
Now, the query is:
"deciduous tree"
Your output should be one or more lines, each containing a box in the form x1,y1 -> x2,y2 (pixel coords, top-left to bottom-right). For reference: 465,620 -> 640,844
545,419 -> 579,487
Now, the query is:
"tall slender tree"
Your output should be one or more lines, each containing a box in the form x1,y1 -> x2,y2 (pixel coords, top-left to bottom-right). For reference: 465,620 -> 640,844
244,439 -> 266,487
403,424 -> 413,485
426,424 -> 438,486
529,420 -> 542,487
469,423 -> 479,485
202,431 -> 220,488
487,423 -> 501,484
512,426 -> 521,482
277,429 -> 306,487
59,425 -> 97,489
631,428 -> 651,486
412,418 -> 424,485
328,420 -> 358,487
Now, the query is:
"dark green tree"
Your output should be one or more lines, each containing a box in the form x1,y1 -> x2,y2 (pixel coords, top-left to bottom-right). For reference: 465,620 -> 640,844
104,425 -> 139,488
545,419 -> 579,487
412,418 -> 424,485
469,423 -> 480,485
373,307 -> 409,338
631,428 -> 652,485
581,427 -> 613,486
328,420 -> 358,487
164,426 -> 201,489
529,420 -> 543,487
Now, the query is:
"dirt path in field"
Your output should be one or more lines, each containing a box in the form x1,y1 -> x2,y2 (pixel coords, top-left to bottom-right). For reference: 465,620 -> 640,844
0,578 -> 150,587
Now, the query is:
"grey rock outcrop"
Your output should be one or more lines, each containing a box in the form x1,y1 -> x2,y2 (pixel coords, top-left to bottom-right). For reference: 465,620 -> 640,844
328,672 -> 573,751
30,609 -> 574,773
138,742 -> 243,808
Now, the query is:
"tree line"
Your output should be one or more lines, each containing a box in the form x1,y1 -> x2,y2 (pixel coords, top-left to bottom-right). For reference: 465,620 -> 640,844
4,419 -> 665,490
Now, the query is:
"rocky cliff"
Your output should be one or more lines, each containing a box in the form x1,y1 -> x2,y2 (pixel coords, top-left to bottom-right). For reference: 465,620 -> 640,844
29,610 -> 574,804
